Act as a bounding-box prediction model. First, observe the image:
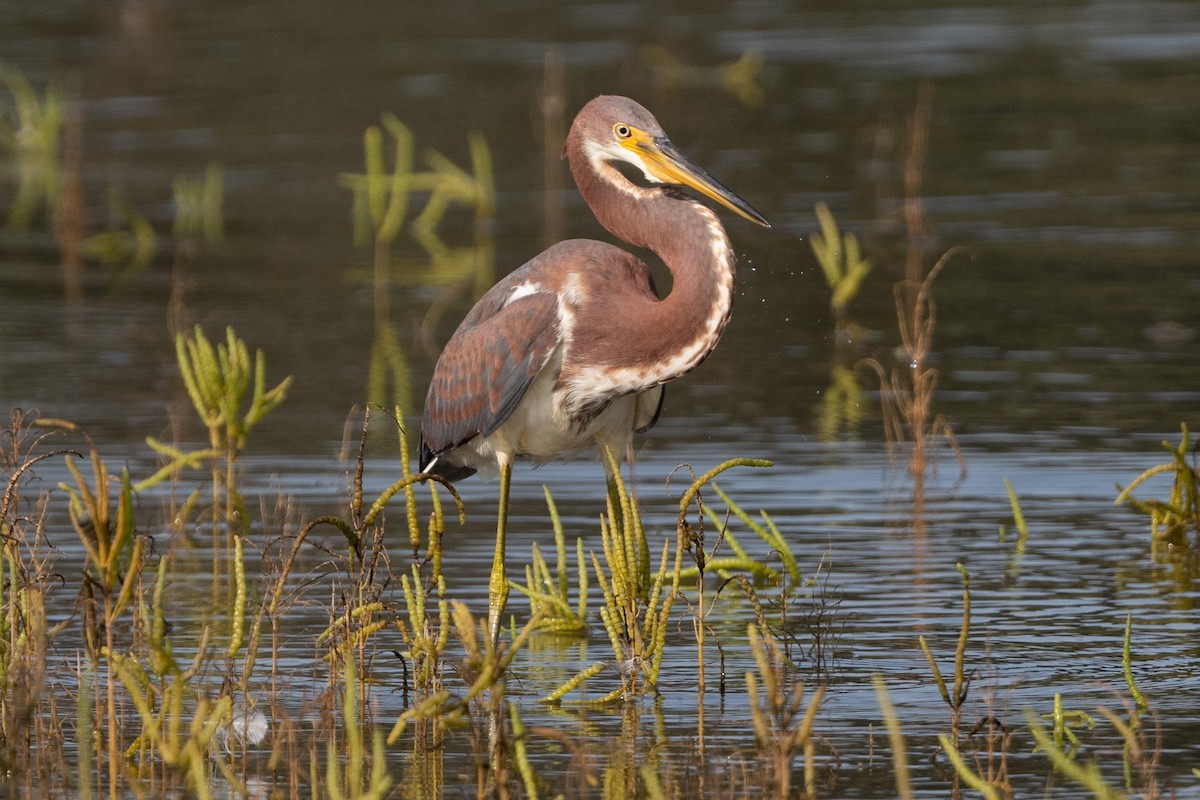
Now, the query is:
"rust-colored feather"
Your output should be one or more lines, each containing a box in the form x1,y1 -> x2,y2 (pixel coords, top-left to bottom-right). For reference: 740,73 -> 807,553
420,291 -> 558,476
418,96 -> 765,483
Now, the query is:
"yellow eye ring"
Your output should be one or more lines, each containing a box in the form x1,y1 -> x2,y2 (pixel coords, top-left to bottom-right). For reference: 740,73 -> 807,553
613,123 -> 632,139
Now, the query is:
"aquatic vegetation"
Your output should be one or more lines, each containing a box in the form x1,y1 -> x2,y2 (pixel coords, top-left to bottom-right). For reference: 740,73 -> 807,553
999,478 -> 1029,581
3,353 -> 1200,798
0,63 -> 64,231
873,676 -> 915,800
109,559 -> 230,798
510,487 -> 589,636
0,63 -> 225,300
0,411 -> 63,783
80,188 -> 157,285
324,657 -> 393,800
809,202 -> 871,441
341,113 -> 495,295
810,201 -> 872,327
544,459 -> 673,703
144,325 -> 292,533
863,86 -> 968,494
1041,692 -> 1095,757
745,622 -> 825,798
638,46 -> 766,108
1116,423 -> 1199,555
918,563 -> 973,741
1021,617 -> 1173,799
342,115 -> 496,416
172,162 -> 225,244
4,80 -> 1200,798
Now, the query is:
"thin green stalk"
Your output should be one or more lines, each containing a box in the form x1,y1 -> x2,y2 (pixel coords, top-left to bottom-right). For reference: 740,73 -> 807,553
1123,613 -> 1146,713
1026,713 -> 1125,799
873,676 -> 914,800
227,535 -> 246,660
939,734 -> 1001,800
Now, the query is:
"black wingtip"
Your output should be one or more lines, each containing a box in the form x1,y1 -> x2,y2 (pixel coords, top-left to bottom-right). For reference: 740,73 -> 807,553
418,439 -> 477,483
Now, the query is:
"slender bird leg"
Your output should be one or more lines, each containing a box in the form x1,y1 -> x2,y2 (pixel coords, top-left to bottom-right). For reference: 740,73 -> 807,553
486,459 -> 512,793
487,458 -> 512,650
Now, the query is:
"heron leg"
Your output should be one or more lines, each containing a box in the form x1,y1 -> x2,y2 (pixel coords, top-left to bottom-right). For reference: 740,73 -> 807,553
487,458 -> 512,649
486,461 -> 511,793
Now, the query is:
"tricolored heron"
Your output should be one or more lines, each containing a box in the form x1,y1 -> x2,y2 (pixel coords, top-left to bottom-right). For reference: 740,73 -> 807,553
420,95 -> 769,645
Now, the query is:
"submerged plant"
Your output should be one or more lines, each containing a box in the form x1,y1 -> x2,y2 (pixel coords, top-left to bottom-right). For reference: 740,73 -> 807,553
142,325 -> 292,533
810,201 -> 872,328
745,622 -> 825,798
80,188 -> 157,287
0,63 -> 64,230
863,85 -> 967,495
172,162 -> 224,244
1116,423 -> 1199,555
543,457 -> 772,704
510,486 -> 589,636
0,412 -> 65,783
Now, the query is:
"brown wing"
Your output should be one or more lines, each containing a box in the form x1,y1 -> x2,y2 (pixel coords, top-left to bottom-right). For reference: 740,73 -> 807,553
420,291 -> 560,474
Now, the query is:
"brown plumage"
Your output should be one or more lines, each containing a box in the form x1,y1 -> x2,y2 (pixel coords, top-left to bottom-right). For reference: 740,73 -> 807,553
420,95 -> 769,483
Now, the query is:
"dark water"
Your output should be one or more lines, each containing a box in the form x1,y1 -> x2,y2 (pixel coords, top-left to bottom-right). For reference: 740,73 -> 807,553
2,1 -> 1199,797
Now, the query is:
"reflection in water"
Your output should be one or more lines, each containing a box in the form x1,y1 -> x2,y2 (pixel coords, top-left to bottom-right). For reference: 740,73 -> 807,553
342,114 -> 496,414
3,1 -> 1200,796
639,46 -> 766,109
810,201 -> 872,442
0,65 -> 64,233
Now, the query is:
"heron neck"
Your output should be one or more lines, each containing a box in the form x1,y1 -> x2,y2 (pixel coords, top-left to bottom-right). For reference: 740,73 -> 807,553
572,158 -> 737,384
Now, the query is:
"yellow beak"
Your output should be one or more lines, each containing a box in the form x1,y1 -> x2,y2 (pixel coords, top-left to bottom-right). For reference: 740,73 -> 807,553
624,130 -> 770,228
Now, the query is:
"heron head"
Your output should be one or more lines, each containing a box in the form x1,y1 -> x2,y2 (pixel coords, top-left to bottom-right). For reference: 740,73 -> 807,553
567,95 -> 770,228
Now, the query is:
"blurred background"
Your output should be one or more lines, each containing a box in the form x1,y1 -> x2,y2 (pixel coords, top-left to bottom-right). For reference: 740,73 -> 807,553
2,0 -> 1197,461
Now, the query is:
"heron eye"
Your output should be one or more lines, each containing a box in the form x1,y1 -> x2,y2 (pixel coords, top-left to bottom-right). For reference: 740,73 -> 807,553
613,124 -> 632,139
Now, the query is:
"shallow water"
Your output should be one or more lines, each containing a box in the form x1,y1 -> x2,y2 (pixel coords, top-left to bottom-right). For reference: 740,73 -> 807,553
3,0 -> 1200,796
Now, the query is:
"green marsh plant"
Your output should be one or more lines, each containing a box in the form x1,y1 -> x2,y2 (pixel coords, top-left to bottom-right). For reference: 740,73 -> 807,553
274,406 -> 462,727
341,114 -> 496,415
999,478 -> 1029,582
918,563 -> 972,743
0,411 -> 67,785
322,655 -> 393,800
672,459 -> 773,707
44,420 -> 148,799
510,486 -> 589,636
1116,422 -> 1199,555
582,459 -> 671,701
172,162 -> 225,244
542,457 -> 772,705
811,200 -> 871,330
80,188 -> 157,287
0,63 -> 64,231
108,556 -> 229,799
810,202 -> 871,442
145,325 -> 292,536
745,622 -> 825,798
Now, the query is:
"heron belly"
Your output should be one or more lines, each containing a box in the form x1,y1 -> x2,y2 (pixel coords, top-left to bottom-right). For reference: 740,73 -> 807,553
446,354 -> 648,481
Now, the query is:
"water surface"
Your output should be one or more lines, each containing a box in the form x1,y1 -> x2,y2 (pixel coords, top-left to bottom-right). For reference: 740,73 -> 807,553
2,1 -> 1199,796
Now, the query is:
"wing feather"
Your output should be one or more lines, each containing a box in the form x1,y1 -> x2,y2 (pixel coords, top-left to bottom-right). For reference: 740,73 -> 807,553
420,292 -> 560,471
